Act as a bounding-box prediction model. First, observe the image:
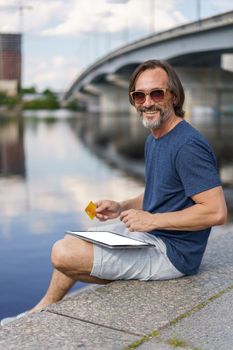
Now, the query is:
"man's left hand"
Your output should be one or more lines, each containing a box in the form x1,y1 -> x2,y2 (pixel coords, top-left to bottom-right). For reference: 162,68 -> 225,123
120,209 -> 156,232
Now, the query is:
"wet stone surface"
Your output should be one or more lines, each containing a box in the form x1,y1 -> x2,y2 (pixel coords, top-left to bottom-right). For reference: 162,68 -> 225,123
0,312 -> 139,350
158,288 -> 233,350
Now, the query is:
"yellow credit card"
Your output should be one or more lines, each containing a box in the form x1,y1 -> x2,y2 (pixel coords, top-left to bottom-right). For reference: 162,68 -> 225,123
85,201 -> 96,220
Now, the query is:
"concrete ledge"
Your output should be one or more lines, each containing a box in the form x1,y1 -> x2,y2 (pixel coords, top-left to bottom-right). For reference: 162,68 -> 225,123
0,224 -> 233,350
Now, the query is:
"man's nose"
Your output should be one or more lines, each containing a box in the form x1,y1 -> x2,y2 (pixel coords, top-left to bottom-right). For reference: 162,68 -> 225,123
142,94 -> 154,108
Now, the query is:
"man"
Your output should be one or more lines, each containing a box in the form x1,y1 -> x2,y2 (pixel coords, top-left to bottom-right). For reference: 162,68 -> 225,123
1,60 -> 227,325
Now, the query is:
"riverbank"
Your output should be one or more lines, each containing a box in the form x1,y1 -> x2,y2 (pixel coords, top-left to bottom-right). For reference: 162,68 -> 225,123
0,223 -> 233,349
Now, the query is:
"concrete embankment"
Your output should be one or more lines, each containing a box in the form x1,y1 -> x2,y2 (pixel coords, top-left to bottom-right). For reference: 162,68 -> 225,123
0,224 -> 233,349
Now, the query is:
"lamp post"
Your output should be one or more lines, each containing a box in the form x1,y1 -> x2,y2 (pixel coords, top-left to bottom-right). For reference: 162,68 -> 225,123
150,0 -> 156,33
197,0 -> 201,22
18,0 -> 32,34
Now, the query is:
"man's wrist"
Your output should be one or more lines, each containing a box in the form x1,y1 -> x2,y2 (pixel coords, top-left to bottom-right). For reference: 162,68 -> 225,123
119,194 -> 144,212
152,213 -> 161,230
119,200 -> 129,212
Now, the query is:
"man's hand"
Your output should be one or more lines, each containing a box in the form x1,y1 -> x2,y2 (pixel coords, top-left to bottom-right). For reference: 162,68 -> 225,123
95,200 -> 122,221
120,209 -> 156,232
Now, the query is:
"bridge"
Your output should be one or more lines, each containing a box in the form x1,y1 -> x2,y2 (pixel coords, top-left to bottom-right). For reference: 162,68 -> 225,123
64,10 -> 233,116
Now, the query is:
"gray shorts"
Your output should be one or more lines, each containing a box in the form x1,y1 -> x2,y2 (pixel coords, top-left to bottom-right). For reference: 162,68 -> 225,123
89,221 -> 184,281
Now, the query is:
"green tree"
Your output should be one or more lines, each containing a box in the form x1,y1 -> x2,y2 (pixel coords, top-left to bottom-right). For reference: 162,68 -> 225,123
65,99 -> 83,111
21,86 -> 37,94
0,91 -> 21,109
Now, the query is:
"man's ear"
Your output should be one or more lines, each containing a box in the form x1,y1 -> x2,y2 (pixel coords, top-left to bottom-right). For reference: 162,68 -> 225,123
172,95 -> 177,106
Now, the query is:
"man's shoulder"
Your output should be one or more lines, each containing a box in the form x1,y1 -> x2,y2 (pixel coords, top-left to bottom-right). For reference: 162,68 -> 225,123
145,120 -> 211,153
173,120 -> 211,149
177,120 -> 204,138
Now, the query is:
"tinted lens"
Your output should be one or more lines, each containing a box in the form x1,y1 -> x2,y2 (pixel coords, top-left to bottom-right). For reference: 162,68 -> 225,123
132,91 -> 146,104
150,89 -> 165,102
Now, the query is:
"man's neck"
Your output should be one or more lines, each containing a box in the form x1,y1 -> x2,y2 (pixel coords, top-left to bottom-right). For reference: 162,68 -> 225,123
151,115 -> 182,139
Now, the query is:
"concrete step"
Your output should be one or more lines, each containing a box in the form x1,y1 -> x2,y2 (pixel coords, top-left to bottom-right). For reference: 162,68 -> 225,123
0,224 -> 233,350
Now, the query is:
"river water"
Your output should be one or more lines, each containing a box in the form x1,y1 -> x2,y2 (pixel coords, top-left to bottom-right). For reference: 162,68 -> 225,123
0,110 -> 232,319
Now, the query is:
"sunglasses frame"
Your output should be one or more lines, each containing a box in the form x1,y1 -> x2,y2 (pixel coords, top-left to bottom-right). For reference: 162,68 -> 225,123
130,88 -> 169,104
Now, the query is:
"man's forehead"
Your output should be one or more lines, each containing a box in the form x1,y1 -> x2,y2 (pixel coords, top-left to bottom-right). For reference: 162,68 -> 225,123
135,68 -> 168,89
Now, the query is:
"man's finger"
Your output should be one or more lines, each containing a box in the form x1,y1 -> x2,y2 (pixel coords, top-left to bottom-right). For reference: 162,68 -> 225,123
119,210 -> 130,220
95,203 -> 109,212
96,213 -> 108,220
121,217 -> 128,224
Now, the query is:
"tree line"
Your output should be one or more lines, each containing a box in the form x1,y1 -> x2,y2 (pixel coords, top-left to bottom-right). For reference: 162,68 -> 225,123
0,87 -> 82,111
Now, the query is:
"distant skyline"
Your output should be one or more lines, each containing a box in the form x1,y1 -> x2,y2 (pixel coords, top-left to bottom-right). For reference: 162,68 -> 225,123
0,0 -> 232,92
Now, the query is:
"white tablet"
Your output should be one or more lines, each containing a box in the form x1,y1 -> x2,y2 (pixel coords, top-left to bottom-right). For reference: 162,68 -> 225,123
66,230 -> 155,249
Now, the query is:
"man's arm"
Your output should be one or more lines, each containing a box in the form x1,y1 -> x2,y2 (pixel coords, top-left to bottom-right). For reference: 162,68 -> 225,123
120,193 -> 144,211
95,193 -> 144,221
154,186 -> 227,230
120,186 -> 227,232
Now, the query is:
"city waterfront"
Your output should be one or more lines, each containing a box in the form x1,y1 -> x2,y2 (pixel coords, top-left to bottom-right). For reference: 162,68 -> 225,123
0,110 -> 232,319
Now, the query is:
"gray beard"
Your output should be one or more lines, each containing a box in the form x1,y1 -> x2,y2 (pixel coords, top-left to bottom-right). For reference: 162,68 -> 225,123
142,115 -> 163,129
140,104 -> 173,130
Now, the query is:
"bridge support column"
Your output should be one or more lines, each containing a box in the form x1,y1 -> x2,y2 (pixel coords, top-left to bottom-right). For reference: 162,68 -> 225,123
68,91 -> 100,113
102,86 -> 129,113
93,84 -> 130,114
176,67 -> 233,122
221,54 -> 233,72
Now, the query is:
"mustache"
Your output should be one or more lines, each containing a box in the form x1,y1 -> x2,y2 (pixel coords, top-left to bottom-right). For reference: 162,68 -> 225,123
138,105 -> 163,114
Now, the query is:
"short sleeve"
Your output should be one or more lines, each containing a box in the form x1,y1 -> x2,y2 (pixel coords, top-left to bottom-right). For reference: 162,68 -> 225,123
175,138 -> 221,197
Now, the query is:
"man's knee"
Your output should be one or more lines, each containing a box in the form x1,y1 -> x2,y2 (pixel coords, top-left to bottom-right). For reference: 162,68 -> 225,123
51,237 -> 94,274
51,239 -> 68,270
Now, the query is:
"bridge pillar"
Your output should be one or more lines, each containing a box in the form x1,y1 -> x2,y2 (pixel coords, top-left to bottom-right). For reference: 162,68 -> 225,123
82,83 -> 129,114
98,84 -> 130,114
68,88 -> 100,113
221,54 -> 233,72
176,67 -> 233,122
81,85 -> 101,113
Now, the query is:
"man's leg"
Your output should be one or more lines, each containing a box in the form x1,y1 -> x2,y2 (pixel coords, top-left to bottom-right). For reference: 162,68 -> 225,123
31,235 -> 110,312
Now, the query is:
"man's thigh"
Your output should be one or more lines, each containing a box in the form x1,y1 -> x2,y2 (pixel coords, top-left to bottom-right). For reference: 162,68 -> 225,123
90,237 -> 183,281
89,221 -> 183,281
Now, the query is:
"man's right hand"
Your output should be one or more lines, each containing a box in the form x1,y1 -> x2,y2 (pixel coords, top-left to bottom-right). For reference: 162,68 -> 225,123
95,200 -> 122,221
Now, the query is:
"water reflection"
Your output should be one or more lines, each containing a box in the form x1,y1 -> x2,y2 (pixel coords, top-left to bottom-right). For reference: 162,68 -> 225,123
0,117 -> 25,176
0,112 -> 145,319
70,112 -> 233,187
0,110 -> 232,319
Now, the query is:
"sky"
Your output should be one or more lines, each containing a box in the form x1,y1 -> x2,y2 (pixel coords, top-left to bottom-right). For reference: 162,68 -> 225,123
0,0 -> 232,92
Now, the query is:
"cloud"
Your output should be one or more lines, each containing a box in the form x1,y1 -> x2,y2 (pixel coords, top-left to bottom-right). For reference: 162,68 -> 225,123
0,0 -> 19,32
41,0 -> 188,36
0,0 -> 232,36
107,0 -> 129,3
24,54 -> 79,91
0,0 -> 69,33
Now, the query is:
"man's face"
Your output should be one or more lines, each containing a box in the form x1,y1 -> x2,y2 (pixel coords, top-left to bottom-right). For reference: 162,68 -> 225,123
133,68 -> 174,130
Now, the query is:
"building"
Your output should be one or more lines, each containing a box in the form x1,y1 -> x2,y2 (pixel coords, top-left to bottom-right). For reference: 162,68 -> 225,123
0,33 -> 21,96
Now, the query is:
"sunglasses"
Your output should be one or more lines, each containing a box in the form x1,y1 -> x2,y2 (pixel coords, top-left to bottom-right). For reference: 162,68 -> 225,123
130,88 -> 169,104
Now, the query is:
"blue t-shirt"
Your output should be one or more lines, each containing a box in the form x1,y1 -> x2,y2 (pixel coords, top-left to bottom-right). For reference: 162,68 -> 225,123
143,120 -> 221,275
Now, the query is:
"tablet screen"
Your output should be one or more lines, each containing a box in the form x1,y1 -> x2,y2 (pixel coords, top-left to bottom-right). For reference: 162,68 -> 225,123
66,230 -> 151,247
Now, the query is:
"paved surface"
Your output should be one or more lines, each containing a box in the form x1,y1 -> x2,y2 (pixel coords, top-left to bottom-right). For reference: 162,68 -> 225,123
0,224 -> 233,350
